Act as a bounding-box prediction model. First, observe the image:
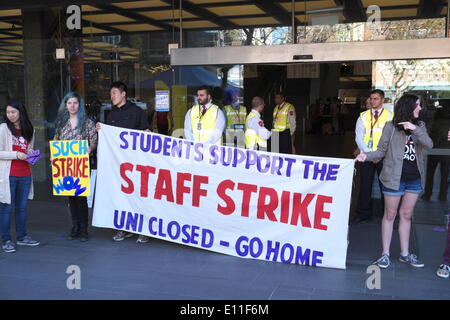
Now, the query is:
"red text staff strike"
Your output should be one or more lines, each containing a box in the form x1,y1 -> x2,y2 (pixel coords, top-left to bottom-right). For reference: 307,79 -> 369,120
119,163 -> 333,231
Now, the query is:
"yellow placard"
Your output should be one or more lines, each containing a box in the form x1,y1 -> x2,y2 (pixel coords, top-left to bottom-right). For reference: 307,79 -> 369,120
49,140 -> 90,196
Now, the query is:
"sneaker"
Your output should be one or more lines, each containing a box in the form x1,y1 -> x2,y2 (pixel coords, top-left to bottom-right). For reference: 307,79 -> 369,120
373,253 -> 391,269
79,235 -> 89,242
66,233 -> 79,241
399,253 -> 424,267
113,231 -> 134,241
351,216 -> 371,225
2,240 -> 16,253
436,264 -> 450,279
16,236 -> 40,247
136,235 -> 149,244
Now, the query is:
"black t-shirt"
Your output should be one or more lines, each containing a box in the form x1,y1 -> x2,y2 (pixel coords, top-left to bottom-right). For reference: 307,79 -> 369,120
106,101 -> 150,130
401,135 -> 420,182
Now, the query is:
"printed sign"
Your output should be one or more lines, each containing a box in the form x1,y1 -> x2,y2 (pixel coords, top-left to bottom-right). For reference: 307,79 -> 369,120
155,90 -> 170,112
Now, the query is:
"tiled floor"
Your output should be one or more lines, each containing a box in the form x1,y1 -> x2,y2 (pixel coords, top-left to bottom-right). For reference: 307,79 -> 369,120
0,197 -> 448,300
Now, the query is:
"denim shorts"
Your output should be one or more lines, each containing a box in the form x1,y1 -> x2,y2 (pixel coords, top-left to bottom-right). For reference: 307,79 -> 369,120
382,179 -> 422,196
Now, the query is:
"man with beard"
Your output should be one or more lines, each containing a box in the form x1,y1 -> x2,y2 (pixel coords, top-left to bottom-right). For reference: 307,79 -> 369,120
184,85 -> 225,145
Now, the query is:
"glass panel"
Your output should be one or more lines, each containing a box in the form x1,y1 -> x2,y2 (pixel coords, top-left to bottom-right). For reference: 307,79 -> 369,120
373,59 -> 450,102
186,27 -> 293,48
297,0 -> 447,44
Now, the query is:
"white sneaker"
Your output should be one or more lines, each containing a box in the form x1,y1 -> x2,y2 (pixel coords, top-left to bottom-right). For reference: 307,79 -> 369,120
2,240 -> 16,253
136,235 -> 149,244
16,236 -> 40,247
113,231 -> 134,241
437,264 -> 450,279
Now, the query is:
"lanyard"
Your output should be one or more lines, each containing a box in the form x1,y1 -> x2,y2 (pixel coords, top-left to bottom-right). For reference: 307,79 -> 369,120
196,104 -> 208,131
369,108 -> 384,138
198,104 -> 209,121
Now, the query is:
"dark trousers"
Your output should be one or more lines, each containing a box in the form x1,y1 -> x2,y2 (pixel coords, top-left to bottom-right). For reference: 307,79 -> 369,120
356,161 -> 384,219
68,196 -> 88,236
157,124 -> 169,136
280,129 -> 292,154
424,155 -> 449,199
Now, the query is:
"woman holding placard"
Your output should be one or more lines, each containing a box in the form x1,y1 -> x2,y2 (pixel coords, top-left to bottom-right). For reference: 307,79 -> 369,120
54,92 -> 97,242
0,100 -> 40,253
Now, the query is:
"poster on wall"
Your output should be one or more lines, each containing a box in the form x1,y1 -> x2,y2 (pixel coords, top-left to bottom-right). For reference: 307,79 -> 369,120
155,90 -> 170,112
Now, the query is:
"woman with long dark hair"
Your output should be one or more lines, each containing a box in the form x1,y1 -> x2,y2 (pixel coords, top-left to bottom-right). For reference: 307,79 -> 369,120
54,92 -> 97,242
356,94 -> 433,269
0,100 -> 39,253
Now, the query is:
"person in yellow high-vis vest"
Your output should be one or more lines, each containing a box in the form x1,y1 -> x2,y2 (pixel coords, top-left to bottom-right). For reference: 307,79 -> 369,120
223,91 -> 247,148
353,89 -> 394,225
184,85 -> 225,145
271,93 -> 296,154
245,96 -> 271,150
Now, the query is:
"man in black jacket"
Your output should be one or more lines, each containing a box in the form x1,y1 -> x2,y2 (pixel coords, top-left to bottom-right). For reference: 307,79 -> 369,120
96,81 -> 151,243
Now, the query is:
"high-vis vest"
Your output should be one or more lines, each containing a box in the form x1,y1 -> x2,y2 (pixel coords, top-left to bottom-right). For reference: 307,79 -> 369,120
190,104 -> 222,145
245,112 -> 267,150
361,108 -> 393,151
272,102 -> 294,132
224,105 -> 247,130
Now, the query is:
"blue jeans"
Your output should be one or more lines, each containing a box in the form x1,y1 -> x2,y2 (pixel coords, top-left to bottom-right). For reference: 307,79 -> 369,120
382,179 -> 423,196
0,176 -> 31,242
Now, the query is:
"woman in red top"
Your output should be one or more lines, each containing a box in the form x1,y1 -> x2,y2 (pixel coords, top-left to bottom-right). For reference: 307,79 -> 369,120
0,100 -> 39,253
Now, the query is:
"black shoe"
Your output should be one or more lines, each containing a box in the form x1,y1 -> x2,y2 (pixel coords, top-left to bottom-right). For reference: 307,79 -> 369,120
67,233 -> 79,241
351,216 -> 371,225
438,195 -> 447,201
421,194 -> 431,201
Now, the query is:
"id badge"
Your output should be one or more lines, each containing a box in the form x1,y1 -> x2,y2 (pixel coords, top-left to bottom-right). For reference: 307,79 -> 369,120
368,139 -> 373,149
197,123 -> 202,130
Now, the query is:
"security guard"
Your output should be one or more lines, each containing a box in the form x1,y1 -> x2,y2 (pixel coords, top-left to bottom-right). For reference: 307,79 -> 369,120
353,89 -> 394,224
272,93 -> 296,154
223,92 -> 247,148
245,96 -> 271,150
184,85 -> 225,145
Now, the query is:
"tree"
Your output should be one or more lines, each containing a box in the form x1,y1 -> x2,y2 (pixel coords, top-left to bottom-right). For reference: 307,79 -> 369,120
374,58 -> 450,102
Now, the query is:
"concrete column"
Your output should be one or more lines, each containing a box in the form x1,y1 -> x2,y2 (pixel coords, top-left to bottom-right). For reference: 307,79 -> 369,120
22,9 -> 52,183
22,8 -> 60,200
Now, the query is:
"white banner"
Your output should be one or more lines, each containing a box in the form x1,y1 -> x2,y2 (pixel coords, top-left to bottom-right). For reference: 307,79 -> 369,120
93,125 -> 354,269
